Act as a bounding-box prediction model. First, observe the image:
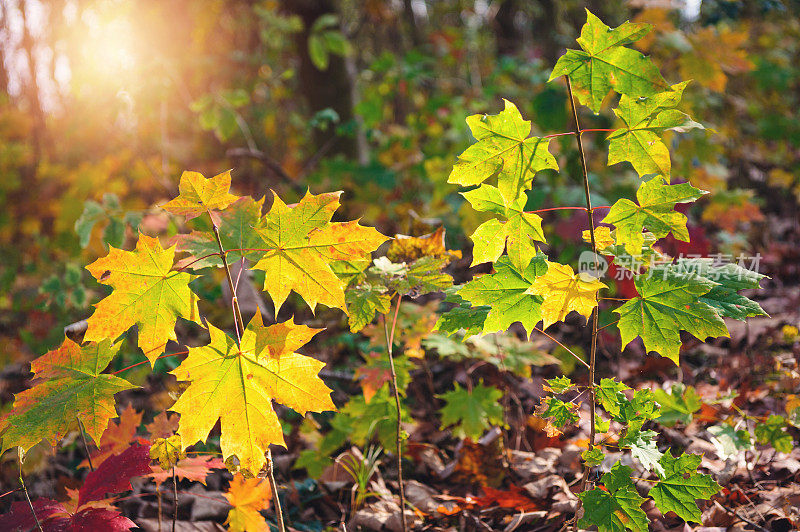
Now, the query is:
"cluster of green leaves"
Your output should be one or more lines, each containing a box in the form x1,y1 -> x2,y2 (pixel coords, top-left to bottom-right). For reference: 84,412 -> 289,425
432,10 -> 772,530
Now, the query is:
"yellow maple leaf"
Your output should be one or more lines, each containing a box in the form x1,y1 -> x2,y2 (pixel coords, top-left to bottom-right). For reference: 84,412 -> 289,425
150,435 -> 186,470
253,190 -> 389,313
387,226 -> 462,265
84,235 -> 199,363
161,170 -> 240,220
525,261 -> 607,329
224,473 -> 272,532
169,313 -> 335,475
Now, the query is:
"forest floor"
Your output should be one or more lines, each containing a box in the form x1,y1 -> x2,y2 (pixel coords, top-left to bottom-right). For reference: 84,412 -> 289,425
0,211 -> 798,532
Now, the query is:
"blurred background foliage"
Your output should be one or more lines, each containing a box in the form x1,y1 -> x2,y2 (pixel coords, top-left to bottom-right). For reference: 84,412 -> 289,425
0,0 -> 798,361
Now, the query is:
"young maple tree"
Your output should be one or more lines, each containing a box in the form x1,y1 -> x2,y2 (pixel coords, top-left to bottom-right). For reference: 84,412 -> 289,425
432,9 -> 767,531
0,169 -> 388,530
0,9 -> 775,532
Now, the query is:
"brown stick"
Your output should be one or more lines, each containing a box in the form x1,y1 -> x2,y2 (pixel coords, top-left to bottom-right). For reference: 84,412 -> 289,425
76,416 -> 94,471
18,451 -> 43,532
383,294 -> 407,532
172,466 -> 177,532
566,76 -> 600,493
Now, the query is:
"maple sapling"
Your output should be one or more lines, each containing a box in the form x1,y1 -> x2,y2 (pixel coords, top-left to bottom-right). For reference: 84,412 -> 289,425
434,9 -> 767,531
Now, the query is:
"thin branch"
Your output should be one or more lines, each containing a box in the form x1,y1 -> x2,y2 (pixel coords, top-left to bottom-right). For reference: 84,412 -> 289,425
383,294 -> 408,532
76,417 -> 94,472
526,206 -> 587,214
532,327 -> 590,370
172,467 -> 177,532
225,147 -> 292,182
18,451 -> 42,532
714,502 -> 769,532
597,319 -> 620,332
566,75 -> 601,493
542,128 -> 616,139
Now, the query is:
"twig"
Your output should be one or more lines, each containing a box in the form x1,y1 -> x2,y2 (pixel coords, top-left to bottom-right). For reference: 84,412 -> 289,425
265,449 -> 286,532
18,451 -> 43,532
532,327 -> 590,370
76,416 -> 94,471
225,147 -> 292,182
157,484 -> 163,532
714,501 -> 769,532
383,294 -> 408,532
566,76 -> 601,493
172,466 -> 177,532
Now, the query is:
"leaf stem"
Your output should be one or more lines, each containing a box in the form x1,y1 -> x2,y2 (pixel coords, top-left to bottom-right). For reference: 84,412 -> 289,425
265,449 -> 286,532
597,319 -> 621,332
172,466 -> 177,532
542,128 -> 616,139
532,327 -> 590,370
76,416 -> 94,472
383,294 -> 407,532
205,211 -> 286,532
18,451 -> 42,532
566,75 -> 600,493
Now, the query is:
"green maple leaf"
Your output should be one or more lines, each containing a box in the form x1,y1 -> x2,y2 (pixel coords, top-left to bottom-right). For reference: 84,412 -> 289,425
755,415 -> 793,453
448,99 -> 557,201
617,389 -> 661,433
458,254 -> 547,336
0,338 -> 136,455
650,452 -> 721,523
578,463 -> 649,532
438,382 -> 506,440
615,272 -> 729,364
652,383 -> 703,426
538,396 -> 580,428
653,258 -> 768,321
344,283 -> 391,333
620,429 -> 664,476
597,378 -> 630,418
433,286 -> 489,338
543,376 -> 575,394
322,388 -> 411,454
462,185 -> 545,270
603,177 -> 707,255
582,445 -> 605,466
387,256 -> 453,296
549,9 -> 667,113
708,424 -> 752,459
176,196 -> 266,269
607,82 -> 703,179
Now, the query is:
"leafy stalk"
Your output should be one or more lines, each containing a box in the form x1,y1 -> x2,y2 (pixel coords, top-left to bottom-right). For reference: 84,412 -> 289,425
566,75 -> 600,492
208,213 -> 287,532
383,293 -> 407,532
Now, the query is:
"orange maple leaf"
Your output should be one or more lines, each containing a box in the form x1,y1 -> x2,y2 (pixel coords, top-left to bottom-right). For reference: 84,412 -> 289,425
224,473 -> 272,532
81,404 -> 145,468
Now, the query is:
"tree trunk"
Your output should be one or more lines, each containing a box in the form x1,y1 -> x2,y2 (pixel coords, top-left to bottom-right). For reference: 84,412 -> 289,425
280,0 -> 364,162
